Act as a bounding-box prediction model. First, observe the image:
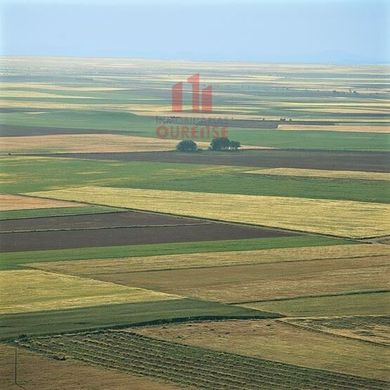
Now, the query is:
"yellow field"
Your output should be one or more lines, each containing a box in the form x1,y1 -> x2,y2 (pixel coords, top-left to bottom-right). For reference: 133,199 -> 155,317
0,135 -> 263,153
0,194 -> 84,211
245,168 -> 390,181
29,186 -> 390,238
29,244 -> 390,276
0,134 -> 206,153
133,319 -> 389,380
278,124 -> 390,133
0,270 -> 180,314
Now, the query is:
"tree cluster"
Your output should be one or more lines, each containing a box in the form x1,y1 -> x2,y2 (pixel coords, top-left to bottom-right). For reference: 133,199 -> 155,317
209,137 -> 240,151
176,137 -> 241,152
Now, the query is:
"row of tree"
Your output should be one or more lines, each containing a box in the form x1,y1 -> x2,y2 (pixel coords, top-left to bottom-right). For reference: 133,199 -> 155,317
176,137 -> 241,152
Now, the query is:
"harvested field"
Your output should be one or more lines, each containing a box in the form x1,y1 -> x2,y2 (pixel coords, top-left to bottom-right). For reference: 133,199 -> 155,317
0,299 -> 274,340
242,291 -> 390,317
0,219 -> 296,252
0,344 -> 180,390
285,316 -> 390,345
278,124 -> 390,133
39,149 -> 390,172
29,186 -> 390,238
30,244 -> 390,276
14,330 -> 389,388
0,210 -> 212,232
0,270 -> 179,314
0,194 -> 84,211
0,134 -> 206,153
133,320 -> 390,382
245,168 -> 390,181
69,256 -> 389,303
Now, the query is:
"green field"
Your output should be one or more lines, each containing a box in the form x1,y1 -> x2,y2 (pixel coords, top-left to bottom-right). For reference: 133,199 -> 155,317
0,299 -> 277,340
0,235 -> 349,270
1,156 -> 389,203
2,110 -> 389,151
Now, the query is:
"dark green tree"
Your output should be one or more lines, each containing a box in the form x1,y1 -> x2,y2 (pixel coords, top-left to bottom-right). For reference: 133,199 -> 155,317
210,137 -> 241,151
210,137 -> 231,151
229,140 -> 241,151
176,139 -> 198,152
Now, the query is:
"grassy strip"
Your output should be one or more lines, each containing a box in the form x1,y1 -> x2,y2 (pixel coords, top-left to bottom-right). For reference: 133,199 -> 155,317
240,291 -> 390,317
0,205 -> 123,220
0,298 -> 278,340
0,235 -> 352,271
234,289 -> 390,304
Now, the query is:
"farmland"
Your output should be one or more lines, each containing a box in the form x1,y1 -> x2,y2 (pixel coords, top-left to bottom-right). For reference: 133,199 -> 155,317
0,193 -> 84,211
133,320 -> 389,381
0,299 -> 276,340
13,330 -> 389,389
0,270 -> 179,314
30,244 -> 387,275
0,344 -> 180,390
0,211 -> 298,252
0,57 -> 389,389
240,291 -> 390,317
0,134 -> 193,153
244,168 -> 390,181
29,186 -> 390,238
284,316 -> 390,345
53,254 -> 388,303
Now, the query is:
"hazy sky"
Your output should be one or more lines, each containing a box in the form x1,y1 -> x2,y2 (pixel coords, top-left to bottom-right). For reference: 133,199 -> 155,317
1,0 -> 388,63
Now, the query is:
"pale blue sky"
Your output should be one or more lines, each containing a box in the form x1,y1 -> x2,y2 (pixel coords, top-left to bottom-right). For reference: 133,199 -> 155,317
1,0 -> 388,63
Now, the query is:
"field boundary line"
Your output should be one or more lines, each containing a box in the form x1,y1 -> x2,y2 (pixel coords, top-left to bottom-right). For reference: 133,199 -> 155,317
0,222 -> 212,234
60,254 -> 390,276
0,208 -> 127,221
229,289 -> 390,305
278,318 -> 390,347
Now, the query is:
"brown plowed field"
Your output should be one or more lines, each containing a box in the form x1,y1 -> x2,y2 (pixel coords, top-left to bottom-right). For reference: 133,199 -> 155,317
0,211 -> 207,232
0,212 -> 297,252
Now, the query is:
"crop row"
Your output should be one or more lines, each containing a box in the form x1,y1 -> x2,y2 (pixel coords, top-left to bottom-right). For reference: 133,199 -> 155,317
16,331 -> 389,390
76,332 -> 387,390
